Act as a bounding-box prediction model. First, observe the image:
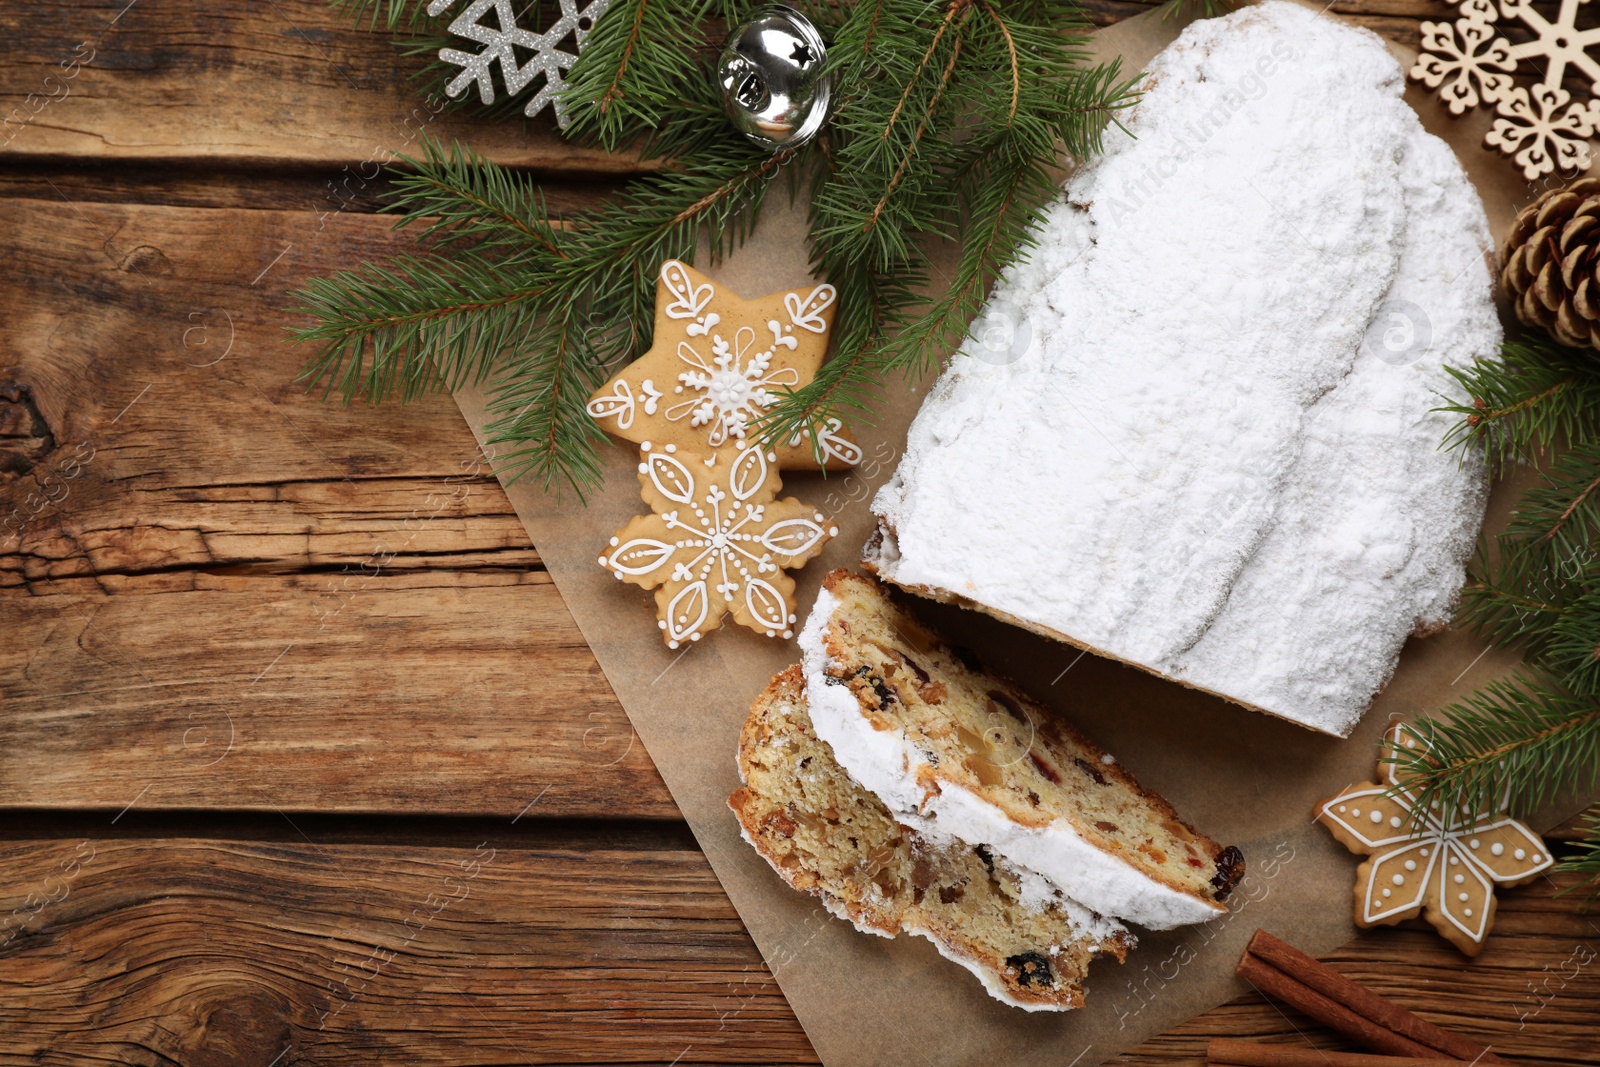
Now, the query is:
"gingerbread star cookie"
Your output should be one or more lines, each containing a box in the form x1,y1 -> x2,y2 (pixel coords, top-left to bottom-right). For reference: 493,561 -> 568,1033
1316,723 -> 1553,956
600,441 -> 838,648
586,259 -> 861,469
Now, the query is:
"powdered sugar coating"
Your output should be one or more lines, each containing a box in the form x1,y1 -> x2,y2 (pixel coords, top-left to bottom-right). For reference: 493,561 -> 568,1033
800,587 -> 1222,930
866,2 -> 1497,737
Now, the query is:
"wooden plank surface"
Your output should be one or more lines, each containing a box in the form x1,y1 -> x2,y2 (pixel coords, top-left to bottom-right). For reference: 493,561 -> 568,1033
2,0 -> 1598,1063
0,194 -> 674,818
0,0 -> 644,171
0,830 -> 814,1065
0,819 -> 1593,1066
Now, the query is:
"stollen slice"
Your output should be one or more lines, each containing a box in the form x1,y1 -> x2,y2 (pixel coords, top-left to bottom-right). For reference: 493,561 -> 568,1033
799,570 -> 1244,930
730,666 -> 1133,1011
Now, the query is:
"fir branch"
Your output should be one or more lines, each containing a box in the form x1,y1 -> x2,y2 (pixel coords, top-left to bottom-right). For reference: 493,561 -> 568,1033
1441,338 -> 1600,469
330,0 -> 433,30
289,130 -> 777,489
561,0 -> 713,149
1403,347 -> 1600,834
290,251 -> 548,403
1386,678 -> 1600,824
1458,442 -> 1600,662
1555,806 -> 1600,896
308,0 -> 1141,491
483,306 -> 612,497
1546,591 -> 1600,695
1158,0 -> 1245,20
977,0 -> 1020,124
385,136 -> 569,255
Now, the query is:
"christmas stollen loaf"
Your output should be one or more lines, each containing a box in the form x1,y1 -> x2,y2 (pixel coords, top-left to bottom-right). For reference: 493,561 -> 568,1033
730,667 -> 1133,1011
863,1 -> 1500,737
799,570 -> 1244,931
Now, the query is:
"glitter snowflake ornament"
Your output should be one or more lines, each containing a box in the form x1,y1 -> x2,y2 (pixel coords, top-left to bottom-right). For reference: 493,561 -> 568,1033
1412,0 -> 1600,178
601,441 -> 837,648
429,0 -> 610,128
1316,723 -> 1553,956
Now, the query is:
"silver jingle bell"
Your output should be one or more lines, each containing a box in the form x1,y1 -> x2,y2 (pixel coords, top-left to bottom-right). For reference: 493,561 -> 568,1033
718,5 -> 831,151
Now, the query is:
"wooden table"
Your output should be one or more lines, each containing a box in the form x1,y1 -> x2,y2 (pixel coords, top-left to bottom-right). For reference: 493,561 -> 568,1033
1,1 -> 1596,1063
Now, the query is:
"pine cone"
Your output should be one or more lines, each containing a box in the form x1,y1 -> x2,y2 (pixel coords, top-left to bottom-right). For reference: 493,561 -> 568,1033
1502,177 -> 1600,349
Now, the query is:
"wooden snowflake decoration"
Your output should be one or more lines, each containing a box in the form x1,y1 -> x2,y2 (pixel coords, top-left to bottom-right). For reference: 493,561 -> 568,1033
1315,723 -> 1553,956
1413,0 -> 1600,178
600,441 -> 837,648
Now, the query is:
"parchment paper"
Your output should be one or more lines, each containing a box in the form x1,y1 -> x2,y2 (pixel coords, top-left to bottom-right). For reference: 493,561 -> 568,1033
452,7 -> 1599,1063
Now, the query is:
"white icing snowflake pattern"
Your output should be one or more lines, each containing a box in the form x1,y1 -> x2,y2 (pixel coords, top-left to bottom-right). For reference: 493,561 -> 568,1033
429,0 -> 610,128
666,326 -> 801,447
1412,0 -> 1600,178
1317,724 -> 1553,954
600,442 -> 837,648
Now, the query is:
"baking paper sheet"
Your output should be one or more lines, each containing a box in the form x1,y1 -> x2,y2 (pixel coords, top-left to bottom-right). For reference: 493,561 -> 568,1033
451,6 -> 1597,1062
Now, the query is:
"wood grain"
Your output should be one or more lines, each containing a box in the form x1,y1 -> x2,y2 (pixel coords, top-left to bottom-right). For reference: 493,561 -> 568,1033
0,0 -> 1452,178
2,0 -> 1599,1063
0,0 -> 648,172
0,826 -> 1595,1066
0,196 -> 674,818
0,835 -> 814,1065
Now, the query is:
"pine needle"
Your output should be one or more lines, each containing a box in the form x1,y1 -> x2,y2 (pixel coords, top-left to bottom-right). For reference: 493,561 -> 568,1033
1555,806 -> 1600,897
298,0 -> 1141,493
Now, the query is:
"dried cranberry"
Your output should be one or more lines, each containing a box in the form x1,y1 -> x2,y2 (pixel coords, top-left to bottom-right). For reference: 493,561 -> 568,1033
1005,951 -> 1054,988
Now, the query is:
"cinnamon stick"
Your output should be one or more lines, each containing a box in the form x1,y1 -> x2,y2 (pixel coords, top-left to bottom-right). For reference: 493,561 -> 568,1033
1208,1039 -> 1484,1067
1237,930 -> 1508,1064
1235,951 -> 1438,1057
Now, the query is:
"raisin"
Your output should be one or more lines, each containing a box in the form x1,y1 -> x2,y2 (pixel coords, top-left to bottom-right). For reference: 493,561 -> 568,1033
938,883 -> 965,904
974,844 -> 996,875
1026,790 -> 1041,807
1094,820 -> 1118,833
1005,951 -> 1054,988
1211,845 -> 1246,900
987,690 -> 1028,723
911,855 -> 935,891
1029,752 -> 1062,785
1073,757 -> 1107,785
798,757 -> 812,770
764,811 -> 797,839
851,665 -> 895,707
